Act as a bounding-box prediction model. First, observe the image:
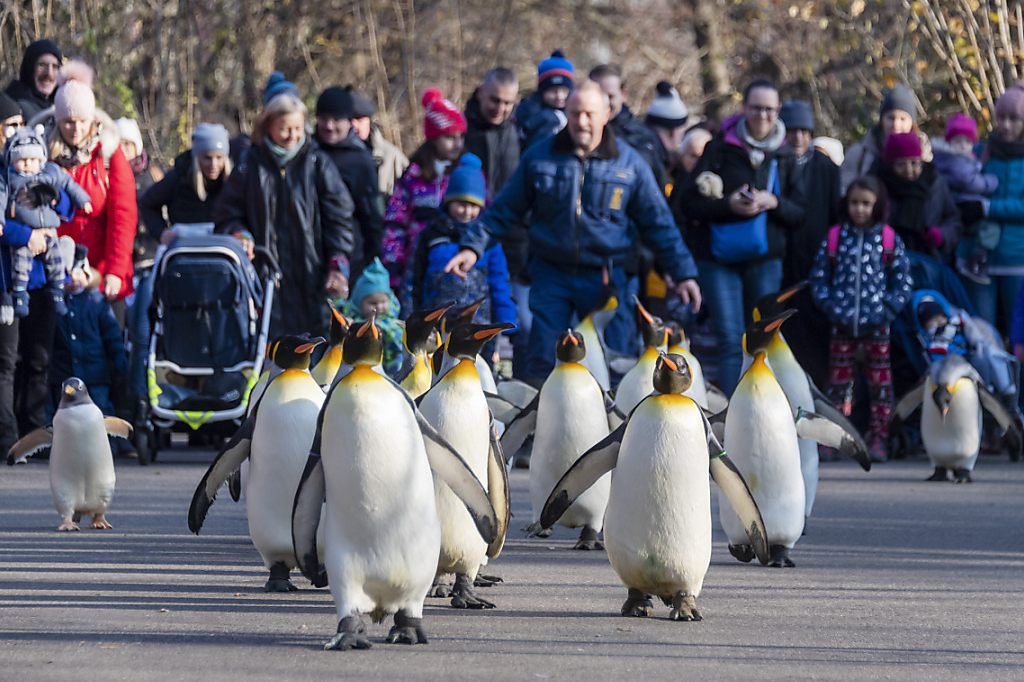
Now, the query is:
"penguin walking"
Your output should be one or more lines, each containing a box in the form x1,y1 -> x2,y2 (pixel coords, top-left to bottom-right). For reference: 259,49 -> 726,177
540,353 -> 769,620
614,298 -> 668,416
397,303 -> 450,399
419,321 -> 514,609
311,307 -> 350,388
7,378 -> 132,531
291,316 -> 497,649
722,312 -> 871,567
189,335 -> 326,591
574,269 -> 618,391
892,353 -> 1022,483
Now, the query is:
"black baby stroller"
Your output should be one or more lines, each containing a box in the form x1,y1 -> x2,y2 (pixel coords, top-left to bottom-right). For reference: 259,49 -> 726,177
133,234 -> 279,464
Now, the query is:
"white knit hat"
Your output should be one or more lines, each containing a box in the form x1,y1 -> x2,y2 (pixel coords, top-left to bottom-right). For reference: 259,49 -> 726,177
646,81 -> 688,129
54,60 -> 96,122
116,118 -> 144,153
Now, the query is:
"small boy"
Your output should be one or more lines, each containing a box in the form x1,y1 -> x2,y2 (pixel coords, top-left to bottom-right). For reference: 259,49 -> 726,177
3,124 -> 93,316
410,153 -> 515,334
932,114 -> 999,284
342,256 -> 403,376
514,50 -> 574,151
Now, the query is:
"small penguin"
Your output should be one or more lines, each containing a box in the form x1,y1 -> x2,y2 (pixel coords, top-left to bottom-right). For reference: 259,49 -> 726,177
540,353 -> 769,620
311,307 -> 350,388
419,321 -> 514,609
397,302 -> 451,399
574,268 -> 618,391
614,298 -> 668,416
892,353 -> 1022,483
7,378 -> 132,532
189,334 -> 326,591
291,316 -> 497,649
722,312 -> 870,568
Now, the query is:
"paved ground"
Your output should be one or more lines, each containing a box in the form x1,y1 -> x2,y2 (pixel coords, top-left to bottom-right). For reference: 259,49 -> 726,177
2,447 -> 1023,681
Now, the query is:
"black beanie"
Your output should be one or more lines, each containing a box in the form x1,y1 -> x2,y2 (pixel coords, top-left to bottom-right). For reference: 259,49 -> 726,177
0,92 -> 22,121
18,39 -> 63,90
316,85 -> 377,119
879,85 -> 918,123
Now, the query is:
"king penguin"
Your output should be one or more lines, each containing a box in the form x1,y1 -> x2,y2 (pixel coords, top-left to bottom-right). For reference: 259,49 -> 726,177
614,298 -> 668,416
419,321 -> 514,609
397,302 -> 451,399
312,307 -> 350,388
665,321 -> 710,410
433,298 -> 498,394
290,316 -> 497,649
574,268 -> 618,391
189,334 -> 327,591
7,378 -> 132,531
540,353 -> 769,620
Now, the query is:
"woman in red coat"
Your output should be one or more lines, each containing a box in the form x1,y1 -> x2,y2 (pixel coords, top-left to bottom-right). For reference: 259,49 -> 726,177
46,60 -> 136,303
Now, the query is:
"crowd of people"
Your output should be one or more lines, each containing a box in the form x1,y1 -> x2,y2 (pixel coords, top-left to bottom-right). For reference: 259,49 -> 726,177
3,39 -> 1024,464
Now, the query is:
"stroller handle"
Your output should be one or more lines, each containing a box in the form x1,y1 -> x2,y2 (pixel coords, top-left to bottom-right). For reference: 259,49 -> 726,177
253,246 -> 282,278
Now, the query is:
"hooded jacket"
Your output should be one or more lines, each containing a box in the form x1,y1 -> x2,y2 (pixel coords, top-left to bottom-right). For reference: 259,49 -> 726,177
514,92 -> 566,153
5,40 -> 62,121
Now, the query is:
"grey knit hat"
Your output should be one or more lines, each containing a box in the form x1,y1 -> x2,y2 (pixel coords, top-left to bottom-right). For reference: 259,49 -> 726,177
879,85 -> 918,123
5,124 -> 46,165
779,100 -> 814,132
191,122 -> 230,156
646,81 -> 688,129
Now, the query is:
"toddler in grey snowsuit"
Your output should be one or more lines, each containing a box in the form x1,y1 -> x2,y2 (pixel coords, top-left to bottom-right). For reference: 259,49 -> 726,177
3,124 -> 92,316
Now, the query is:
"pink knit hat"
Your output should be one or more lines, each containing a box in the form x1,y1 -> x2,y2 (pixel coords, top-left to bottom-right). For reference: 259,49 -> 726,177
944,113 -> 978,143
995,81 -> 1024,119
421,88 -> 466,141
54,60 -> 96,122
884,131 -> 923,162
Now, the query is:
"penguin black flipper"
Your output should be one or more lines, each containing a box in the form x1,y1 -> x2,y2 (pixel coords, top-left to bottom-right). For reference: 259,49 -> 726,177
806,375 -> 868,453
705,384 -> 729,415
709,455 -> 771,565
187,405 -> 259,534
604,392 -> 627,428
893,380 -> 925,420
499,393 -> 540,459
978,387 -> 1024,459
485,391 -> 521,425
701,406 -> 726,445
6,426 -> 53,465
540,420 -> 627,530
292,454 -> 328,587
795,408 -> 872,471
227,470 -> 242,502
495,378 -> 538,409
486,420 -> 511,559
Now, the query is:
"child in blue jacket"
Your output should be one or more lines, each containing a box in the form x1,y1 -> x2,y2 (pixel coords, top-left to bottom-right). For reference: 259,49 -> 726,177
410,153 -> 515,332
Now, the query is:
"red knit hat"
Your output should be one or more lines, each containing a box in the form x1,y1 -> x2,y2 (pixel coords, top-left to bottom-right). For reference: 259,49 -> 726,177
422,88 -> 466,141
884,131 -> 923,162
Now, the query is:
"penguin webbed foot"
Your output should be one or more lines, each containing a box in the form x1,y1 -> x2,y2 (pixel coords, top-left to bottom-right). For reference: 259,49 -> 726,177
621,589 -> 653,618
926,467 -> 950,482
768,545 -> 795,568
450,573 -> 495,609
474,573 -> 503,587
668,593 -> 702,622
427,576 -> 453,598
523,521 -> 552,538
265,562 -> 298,592
572,526 -> 604,551
953,468 -> 973,483
385,610 -> 428,645
728,544 -> 755,563
324,615 -> 372,651
56,518 -> 80,532
89,514 -> 112,530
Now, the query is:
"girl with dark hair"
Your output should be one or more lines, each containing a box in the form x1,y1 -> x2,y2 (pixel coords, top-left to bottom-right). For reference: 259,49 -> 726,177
809,176 -> 914,462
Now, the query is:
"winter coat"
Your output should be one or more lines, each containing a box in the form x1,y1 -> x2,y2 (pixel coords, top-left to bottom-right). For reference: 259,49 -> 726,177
514,93 -> 565,153
369,126 -> 409,197
381,163 -> 449,290
610,105 -> 666,191
51,287 -> 127,387
0,191 -> 72,291
784,149 -> 841,284
677,114 -> 804,265
881,165 -> 962,257
341,289 -> 404,377
315,131 -> 384,277
981,141 -> 1024,267
410,210 -> 515,327
809,223 -> 913,337
139,151 -> 224,241
841,126 -> 933,193
3,162 -> 92,229
214,138 -> 355,337
460,126 -> 698,282
5,79 -> 52,122
932,148 -> 998,206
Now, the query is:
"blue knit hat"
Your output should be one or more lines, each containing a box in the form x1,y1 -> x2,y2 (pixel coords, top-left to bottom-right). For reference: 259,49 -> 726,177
263,70 -> 299,105
537,50 -> 574,94
350,257 -> 393,308
444,153 -> 486,208
779,100 -> 814,132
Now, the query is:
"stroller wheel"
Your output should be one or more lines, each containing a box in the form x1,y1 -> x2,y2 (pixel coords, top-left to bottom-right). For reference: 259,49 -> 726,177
136,427 -> 157,466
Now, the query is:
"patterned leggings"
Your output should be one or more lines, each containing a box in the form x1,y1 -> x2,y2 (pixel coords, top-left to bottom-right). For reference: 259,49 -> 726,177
827,326 -> 893,440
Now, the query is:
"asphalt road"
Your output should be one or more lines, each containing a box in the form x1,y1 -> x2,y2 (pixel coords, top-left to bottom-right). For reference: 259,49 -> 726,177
2,448 -> 1023,681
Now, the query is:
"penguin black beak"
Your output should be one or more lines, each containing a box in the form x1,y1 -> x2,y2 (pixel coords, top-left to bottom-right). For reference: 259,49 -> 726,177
634,296 -> 655,325
933,385 -> 952,419
295,337 -> 326,354
659,353 -> 679,372
460,297 -> 486,320
356,314 -> 379,340
776,281 -> 806,303
472,323 -> 515,342
331,306 -> 350,329
425,301 -> 455,322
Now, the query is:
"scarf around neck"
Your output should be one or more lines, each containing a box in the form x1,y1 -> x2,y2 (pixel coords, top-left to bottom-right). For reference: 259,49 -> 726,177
265,136 -> 306,168
53,130 -> 101,169
735,117 -> 787,167
986,132 -> 1024,160
880,162 -> 934,237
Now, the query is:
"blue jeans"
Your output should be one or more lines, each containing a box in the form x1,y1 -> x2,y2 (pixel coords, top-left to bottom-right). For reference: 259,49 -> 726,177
962,274 -> 1024,330
697,258 -> 783,395
511,280 -> 532,380
603,274 -> 640,356
527,259 -> 627,382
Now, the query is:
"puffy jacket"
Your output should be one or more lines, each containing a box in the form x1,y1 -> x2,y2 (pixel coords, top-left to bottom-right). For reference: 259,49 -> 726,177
932,148 -> 998,205
808,223 -> 914,336
139,151 -> 225,240
0,191 -> 72,291
979,142 -> 1024,267
51,287 -> 127,387
57,140 -> 138,299
214,138 -> 355,337
381,162 -> 449,290
460,126 -> 698,282
514,93 -> 565,153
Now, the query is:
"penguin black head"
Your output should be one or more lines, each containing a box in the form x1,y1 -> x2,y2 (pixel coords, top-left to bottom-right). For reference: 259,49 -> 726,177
665,321 -> 685,348
405,302 -> 453,354
327,306 -> 351,347
59,377 -> 93,408
343,315 -> 384,367
745,309 -> 796,356
635,296 -> 668,348
440,298 -> 486,338
584,267 -> 619,326
273,334 -> 326,370
752,281 -> 806,323
932,384 -> 953,419
446,322 -> 516,360
653,353 -> 692,394
555,329 -> 587,363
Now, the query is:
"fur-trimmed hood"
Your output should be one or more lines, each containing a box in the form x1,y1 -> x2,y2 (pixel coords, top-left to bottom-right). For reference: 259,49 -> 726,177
29,105 -> 121,163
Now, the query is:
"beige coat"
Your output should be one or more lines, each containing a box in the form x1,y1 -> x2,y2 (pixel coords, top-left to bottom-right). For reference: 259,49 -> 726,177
370,126 -> 409,197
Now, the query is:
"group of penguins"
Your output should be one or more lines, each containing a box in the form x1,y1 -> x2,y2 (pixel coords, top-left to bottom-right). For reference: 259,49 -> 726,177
6,280 -> 1022,651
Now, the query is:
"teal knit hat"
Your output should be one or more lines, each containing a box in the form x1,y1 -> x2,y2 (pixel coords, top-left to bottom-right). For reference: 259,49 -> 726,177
350,257 -> 393,308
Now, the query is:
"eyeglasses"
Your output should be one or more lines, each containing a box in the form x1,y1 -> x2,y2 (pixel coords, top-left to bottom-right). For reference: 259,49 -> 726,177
745,104 -> 778,116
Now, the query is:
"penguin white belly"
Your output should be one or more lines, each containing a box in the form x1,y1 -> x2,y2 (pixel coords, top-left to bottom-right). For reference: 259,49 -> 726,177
721,370 -> 805,548
530,364 -> 610,529
247,370 -> 324,569
768,345 -> 818,518
615,350 -> 658,415
605,395 -> 711,597
321,369 -> 440,621
475,354 -> 497,393
922,378 -> 982,470
49,403 -> 116,518
576,318 -> 610,391
419,362 -> 490,577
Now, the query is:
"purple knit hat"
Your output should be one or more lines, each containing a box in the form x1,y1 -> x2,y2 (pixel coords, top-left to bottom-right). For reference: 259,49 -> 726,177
944,113 -> 977,143
996,82 -> 1024,119
884,131 -> 923,162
